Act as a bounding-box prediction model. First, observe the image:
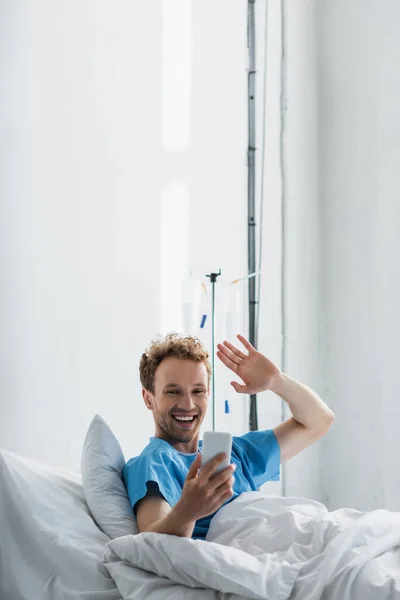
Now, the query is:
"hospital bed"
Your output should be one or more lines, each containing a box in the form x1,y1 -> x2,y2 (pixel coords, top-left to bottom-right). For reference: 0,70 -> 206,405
2,416 -> 400,600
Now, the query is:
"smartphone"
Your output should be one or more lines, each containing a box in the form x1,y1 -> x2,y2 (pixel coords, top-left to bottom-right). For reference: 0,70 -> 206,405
201,431 -> 233,474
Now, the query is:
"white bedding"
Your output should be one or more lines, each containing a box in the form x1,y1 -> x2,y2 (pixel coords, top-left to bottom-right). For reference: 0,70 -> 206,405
0,449 -> 122,600
104,492 -> 400,600
2,447 -> 400,600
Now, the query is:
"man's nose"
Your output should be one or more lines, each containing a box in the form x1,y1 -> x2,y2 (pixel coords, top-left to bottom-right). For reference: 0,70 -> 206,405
179,392 -> 196,410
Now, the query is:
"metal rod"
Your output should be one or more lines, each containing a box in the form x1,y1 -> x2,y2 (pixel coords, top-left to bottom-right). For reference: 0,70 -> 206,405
206,270 -> 221,431
247,0 -> 258,431
211,279 -> 216,431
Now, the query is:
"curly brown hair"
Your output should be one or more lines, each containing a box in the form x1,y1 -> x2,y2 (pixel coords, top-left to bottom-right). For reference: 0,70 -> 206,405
139,333 -> 212,393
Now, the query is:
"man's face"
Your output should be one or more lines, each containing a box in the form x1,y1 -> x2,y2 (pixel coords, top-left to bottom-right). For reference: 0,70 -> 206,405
143,357 -> 209,446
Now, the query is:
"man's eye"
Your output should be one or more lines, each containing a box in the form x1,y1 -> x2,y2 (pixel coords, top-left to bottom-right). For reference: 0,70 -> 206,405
194,390 -> 205,394
167,390 -> 179,395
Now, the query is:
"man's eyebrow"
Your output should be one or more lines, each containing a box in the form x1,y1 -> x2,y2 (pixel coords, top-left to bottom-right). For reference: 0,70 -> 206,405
163,383 -> 206,388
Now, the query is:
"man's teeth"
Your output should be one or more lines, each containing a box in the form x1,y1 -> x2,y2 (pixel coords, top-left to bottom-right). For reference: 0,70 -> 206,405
174,416 -> 195,421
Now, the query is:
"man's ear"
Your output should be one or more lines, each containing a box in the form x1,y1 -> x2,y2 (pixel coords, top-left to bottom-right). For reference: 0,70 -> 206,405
142,388 -> 154,410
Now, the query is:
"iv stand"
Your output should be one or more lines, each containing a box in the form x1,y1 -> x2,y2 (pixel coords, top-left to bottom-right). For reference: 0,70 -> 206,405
206,269 -> 221,431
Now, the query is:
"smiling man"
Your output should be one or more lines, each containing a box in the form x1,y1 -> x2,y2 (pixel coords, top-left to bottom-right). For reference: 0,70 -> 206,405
122,333 -> 334,540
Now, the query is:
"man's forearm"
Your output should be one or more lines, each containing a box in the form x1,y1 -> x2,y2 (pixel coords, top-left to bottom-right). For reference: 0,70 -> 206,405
143,504 -> 195,538
271,373 -> 334,431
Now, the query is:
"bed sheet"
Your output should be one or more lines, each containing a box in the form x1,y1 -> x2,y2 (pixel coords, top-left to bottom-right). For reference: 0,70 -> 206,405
0,448 -> 122,600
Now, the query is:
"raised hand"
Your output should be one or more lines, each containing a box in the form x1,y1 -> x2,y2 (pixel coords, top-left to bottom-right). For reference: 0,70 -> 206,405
217,334 -> 281,395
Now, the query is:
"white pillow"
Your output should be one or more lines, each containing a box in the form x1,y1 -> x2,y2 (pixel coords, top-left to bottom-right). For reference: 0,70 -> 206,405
81,414 -> 138,539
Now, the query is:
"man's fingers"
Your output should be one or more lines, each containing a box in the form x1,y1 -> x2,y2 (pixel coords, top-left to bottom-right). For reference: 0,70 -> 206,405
237,334 -> 256,353
200,453 -> 227,479
212,469 -> 235,489
216,351 -> 238,372
222,340 -> 247,360
215,482 -> 235,501
186,453 -> 201,480
220,489 -> 234,503
231,381 -> 248,394
217,343 -> 241,366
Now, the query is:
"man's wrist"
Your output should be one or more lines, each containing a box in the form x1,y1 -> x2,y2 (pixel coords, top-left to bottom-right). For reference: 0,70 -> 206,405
269,371 -> 290,396
168,502 -> 196,536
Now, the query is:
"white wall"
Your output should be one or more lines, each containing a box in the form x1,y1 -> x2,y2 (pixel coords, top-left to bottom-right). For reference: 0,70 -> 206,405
261,0 -> 400,507
276,0 -> 324,500
8,0 -> 395,512
0,0 -> 250,469
276,0 -> 400,508
317,0 -> 400,511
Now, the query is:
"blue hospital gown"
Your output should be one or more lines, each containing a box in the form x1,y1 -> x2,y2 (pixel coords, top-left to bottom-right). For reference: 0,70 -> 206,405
122,430 -> 280,539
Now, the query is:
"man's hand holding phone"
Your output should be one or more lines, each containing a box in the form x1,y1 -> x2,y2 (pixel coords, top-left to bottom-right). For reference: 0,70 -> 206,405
176,452 -> 236,524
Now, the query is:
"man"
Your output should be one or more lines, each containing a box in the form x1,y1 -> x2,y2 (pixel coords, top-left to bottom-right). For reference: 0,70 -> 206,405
123,333 -> 334,539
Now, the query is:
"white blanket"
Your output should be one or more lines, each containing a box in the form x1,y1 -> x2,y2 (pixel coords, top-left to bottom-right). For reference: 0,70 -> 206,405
104,492 -> 400,600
